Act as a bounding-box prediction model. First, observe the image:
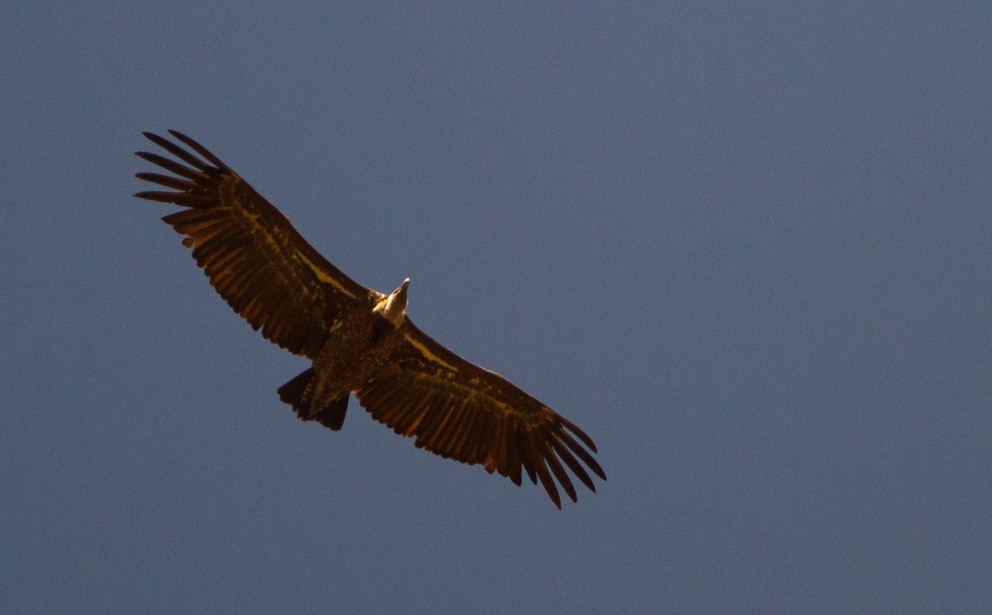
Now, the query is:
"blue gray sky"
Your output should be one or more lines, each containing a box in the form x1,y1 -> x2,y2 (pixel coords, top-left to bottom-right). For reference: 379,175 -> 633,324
3,3 -> 990,613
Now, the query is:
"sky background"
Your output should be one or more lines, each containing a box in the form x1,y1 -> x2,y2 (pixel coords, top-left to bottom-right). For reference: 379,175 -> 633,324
2,3 -> 990,613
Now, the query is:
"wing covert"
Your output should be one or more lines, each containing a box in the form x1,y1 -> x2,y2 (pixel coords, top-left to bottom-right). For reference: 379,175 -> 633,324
135,130 -> 372,357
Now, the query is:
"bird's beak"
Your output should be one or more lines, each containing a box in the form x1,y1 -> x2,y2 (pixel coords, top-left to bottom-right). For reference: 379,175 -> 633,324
396,278 -> 410,303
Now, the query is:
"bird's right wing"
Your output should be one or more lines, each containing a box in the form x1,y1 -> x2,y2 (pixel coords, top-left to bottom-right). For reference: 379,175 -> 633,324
135,130 -> 374,358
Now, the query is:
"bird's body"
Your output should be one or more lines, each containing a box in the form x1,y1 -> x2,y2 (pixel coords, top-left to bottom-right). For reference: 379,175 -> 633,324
135,130 -> 604,507
281,280 -> 409,431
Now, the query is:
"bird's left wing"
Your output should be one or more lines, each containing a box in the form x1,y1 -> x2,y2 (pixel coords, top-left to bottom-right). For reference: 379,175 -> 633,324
355,319 -> 606,508
135,130 -> 374,358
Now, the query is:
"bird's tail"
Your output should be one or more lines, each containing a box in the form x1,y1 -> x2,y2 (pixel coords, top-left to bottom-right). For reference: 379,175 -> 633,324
277,368 -> 349,431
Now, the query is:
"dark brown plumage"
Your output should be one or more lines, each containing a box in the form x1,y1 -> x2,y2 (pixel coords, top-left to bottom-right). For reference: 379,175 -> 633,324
135,130 -> 605,507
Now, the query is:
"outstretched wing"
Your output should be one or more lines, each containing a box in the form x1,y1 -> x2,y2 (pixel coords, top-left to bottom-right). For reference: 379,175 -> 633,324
135,130 -> 373,358
355,320 -> 606,508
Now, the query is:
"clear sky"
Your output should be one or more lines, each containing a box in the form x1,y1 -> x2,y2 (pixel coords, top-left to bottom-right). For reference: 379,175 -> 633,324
2,3 -> 990,613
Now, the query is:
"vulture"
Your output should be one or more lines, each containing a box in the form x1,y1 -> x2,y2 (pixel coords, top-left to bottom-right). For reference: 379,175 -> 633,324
134,130 -> 605,507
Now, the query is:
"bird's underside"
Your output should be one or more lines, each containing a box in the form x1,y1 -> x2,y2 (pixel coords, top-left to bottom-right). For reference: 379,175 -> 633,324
134,130 -> 605,508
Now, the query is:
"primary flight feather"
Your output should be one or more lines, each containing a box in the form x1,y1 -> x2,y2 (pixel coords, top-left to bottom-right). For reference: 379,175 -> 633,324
135,130 -> 605,507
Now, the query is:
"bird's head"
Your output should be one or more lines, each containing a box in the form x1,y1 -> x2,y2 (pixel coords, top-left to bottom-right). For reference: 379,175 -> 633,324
373,278 -> 410,328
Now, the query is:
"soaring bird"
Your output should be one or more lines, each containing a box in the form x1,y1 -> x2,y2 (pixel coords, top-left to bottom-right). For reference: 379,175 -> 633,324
134,130 -> 605,507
